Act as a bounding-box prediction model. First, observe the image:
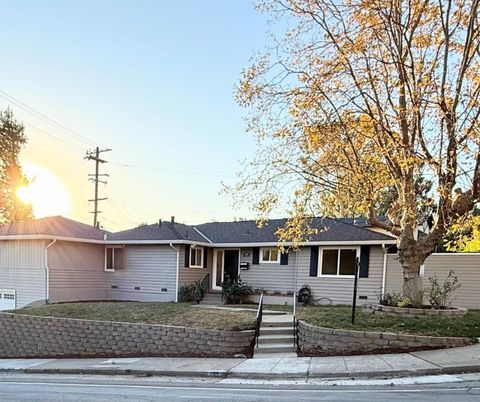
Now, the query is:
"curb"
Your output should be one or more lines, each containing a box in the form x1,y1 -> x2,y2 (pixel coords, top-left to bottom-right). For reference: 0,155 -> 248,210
1,364 -> 480,380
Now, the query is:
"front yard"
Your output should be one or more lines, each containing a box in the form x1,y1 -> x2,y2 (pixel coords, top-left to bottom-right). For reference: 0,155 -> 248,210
297,306 -> 480,338
12,302 -> 256,331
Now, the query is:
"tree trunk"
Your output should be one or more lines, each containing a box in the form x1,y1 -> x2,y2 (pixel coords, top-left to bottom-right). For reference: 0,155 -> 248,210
398,240 -> 427,306
402,265 -> 424,306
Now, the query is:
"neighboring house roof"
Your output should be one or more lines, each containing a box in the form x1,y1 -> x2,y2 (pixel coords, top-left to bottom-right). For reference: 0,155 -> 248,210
0,216 -> 108,241
194,217 -> 395,244
107,222 -> 207,243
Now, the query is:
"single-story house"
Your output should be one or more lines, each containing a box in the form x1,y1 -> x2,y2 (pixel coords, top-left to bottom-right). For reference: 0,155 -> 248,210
1,215 -> 479,310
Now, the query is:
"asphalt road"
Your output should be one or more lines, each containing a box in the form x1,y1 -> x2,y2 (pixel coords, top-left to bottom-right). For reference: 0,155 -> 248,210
1,374 -> 480,401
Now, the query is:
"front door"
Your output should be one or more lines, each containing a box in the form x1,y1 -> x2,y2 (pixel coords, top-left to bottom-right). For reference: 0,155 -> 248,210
212,249 -> 223,290
223,250 -> 239,281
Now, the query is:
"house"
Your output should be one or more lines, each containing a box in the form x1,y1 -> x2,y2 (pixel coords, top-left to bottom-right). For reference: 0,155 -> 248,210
1,215 -> 479,310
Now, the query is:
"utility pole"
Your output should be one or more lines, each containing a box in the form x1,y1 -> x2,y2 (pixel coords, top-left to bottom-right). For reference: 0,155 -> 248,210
85,147 -> 111,227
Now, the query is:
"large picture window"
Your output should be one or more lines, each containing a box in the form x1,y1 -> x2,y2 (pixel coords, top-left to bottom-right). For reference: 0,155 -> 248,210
319,248 -> 358,277
260,248 -> 280,263
190,246 -> 204,268
105,246 -> 124,272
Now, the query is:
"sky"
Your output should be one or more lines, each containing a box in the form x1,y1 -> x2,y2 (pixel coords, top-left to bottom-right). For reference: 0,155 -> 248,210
0,0 -> 272,231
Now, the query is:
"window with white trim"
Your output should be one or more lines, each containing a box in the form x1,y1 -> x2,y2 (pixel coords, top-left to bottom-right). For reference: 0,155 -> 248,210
190,246 -> 204,268
260,248 -> 280,263
319,248 -> 358,276
105,246 -> 124,272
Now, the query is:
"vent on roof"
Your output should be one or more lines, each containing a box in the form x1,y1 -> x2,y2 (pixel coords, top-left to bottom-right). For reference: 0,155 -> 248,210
158,219 -> 162,227
243,229 -> 251,236
171,216 -> 175,224
185,230 -> 189,239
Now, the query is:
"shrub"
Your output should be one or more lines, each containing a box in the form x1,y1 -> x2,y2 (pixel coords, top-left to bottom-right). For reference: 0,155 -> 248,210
178,284 -> 196,302
222,277 -> 252,304
178,280 -> 205,303
397,297 -> 413,308
425,270 -> 461,309
377,291 -> 401,307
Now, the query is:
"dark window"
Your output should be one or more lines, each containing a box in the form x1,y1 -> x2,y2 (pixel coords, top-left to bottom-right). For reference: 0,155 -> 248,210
114,248 -> 124,270
321,250 -> 338,275
320,248 -> 358,276
190,247 -> 204,268
106,247 -> 124,271
106,248 -> 114,271
339,249 -> 356,275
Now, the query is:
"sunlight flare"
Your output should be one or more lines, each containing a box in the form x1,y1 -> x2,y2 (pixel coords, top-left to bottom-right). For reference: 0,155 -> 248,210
16,162 -> 71,218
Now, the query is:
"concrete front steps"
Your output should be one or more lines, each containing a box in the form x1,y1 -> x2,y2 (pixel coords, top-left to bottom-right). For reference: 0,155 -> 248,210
254,314 -> 297,358
200,292 -> 223,306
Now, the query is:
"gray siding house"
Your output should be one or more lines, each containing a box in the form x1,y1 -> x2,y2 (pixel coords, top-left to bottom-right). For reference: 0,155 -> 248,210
1,215 -> 479,310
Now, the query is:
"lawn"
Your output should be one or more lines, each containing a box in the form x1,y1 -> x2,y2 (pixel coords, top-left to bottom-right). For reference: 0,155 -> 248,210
296,306 -> 480,338
12,302 -> 256,331
227,303 -> 480,338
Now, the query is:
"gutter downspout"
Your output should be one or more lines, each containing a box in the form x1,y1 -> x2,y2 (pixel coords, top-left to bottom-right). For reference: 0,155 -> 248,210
381,244 -> 387,295
44,238 -> 56,304
169,243 -> 180,302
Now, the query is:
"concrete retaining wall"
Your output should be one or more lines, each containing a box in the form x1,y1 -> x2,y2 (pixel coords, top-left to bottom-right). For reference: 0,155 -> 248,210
297,321 -> 475,356
0,313 -> 255,358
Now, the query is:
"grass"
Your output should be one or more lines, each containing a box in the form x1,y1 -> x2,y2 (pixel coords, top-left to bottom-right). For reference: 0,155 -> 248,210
12,302 -> 256,332
296,306 -> 480,338
227,302 -> 480,338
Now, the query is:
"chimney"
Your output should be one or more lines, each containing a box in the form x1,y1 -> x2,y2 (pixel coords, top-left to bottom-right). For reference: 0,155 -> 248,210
171,216 -> 175,224
158,219 -> 162,227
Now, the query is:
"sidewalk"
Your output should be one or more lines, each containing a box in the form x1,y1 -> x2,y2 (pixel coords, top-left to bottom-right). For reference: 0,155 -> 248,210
1,343 -> 479,380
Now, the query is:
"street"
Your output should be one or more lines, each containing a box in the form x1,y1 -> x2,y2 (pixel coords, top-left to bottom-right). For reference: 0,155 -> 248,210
0,374 -> 479,401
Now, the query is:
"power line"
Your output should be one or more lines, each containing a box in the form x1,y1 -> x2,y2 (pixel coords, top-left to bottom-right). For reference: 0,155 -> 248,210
112,162 -> 234,179
0,88 -> 105,148
24,122 -> 85,150
85,147 -> 112,227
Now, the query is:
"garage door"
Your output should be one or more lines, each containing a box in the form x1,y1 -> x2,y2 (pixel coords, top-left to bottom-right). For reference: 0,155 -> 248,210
0,290 -> 16,311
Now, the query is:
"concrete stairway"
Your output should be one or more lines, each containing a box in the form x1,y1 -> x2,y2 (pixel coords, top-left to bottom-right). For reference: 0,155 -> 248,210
200,292 -> 223,306
254,314 -> 297,357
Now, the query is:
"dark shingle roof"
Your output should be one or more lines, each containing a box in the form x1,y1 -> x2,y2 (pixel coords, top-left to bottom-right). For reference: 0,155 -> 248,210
0,216 -> 395,244
338,216 -> 390,228
195,217 -> 395,243
0,216 -> 108,240
107,222 -> 207,242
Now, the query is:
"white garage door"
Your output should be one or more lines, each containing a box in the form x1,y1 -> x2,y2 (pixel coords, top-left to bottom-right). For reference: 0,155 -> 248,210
0,290 -> 16,311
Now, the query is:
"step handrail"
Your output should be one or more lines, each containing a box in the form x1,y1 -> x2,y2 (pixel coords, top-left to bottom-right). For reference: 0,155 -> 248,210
293,291 -> 297,346
255,293 -> 264,347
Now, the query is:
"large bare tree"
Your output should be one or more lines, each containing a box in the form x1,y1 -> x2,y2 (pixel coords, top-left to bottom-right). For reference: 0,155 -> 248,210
234,0 -> 480,302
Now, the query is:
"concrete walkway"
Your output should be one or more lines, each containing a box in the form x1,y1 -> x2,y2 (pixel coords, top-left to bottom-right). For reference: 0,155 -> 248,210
1,343 -> 479,380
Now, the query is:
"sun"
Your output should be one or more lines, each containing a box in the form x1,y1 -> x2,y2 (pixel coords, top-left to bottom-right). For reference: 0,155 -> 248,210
16,162 -> 71,218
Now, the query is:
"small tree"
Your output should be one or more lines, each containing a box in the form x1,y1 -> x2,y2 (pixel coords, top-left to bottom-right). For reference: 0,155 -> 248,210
234,0 -> 480,304
0,109 -> 33,224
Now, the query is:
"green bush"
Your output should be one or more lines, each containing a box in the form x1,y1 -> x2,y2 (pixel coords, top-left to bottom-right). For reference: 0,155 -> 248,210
425,270 -> 461,309
377,291 -> 401,307
222,277 -> 252,304
178,280 -> 205,303
397,297 -> 414,308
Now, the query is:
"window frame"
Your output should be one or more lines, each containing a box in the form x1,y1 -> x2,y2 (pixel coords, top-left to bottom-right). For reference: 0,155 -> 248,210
190,246 -> 204,268
105,246 -> 124,272
259,247 -> 281,264
318,247 -> 360,278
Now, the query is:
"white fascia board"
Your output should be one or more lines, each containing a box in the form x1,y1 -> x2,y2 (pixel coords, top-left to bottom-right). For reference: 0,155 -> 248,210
0,235 -> 213,247
105,239 -> 212,246
211,239 -> 397,247
0,236 -> 395,247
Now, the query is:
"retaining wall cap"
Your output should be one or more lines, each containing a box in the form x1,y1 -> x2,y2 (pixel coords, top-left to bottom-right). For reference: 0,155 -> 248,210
0,312 -> 255,335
